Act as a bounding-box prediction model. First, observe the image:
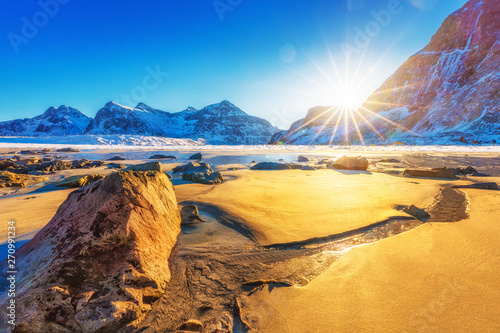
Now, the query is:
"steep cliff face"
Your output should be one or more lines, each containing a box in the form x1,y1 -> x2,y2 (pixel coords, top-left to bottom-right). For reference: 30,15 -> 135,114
361,0 -> 500,143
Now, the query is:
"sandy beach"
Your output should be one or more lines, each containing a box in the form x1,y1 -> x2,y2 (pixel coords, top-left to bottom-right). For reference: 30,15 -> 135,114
0,147 -> 499,332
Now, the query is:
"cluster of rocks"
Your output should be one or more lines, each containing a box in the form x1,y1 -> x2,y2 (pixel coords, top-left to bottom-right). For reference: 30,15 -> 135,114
251,156 -> 370,172
172,162 -> 224,185
453,182 -> 498,190
0,171 -> 49,188
0,157 -> 107,176
403,166 -> 481,180
459,136 -> 497,145
56,147 -> 80,153
6,148 -> 81,155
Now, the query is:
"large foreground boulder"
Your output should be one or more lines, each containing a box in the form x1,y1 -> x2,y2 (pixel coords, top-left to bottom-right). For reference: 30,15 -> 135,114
0,171 -> 181,332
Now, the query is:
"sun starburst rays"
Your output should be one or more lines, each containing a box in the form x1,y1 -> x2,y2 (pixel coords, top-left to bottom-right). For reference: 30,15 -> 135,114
279,36 -> 421,145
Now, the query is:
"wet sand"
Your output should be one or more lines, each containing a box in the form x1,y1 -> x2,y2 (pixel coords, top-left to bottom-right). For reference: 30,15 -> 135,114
246,188 -> 500,333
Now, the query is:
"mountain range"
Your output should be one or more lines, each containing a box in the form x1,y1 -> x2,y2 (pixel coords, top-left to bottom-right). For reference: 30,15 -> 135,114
272,0 -> 500,145
0,100 -> 278,145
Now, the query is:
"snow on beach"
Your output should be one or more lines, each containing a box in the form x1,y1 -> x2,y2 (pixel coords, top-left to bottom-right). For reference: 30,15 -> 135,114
0,135 -> 500,153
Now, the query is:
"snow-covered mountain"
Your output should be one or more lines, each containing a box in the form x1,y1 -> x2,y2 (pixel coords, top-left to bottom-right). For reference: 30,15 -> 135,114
273,0 -> 500,145
0,106 -> 91,136
357,0 -> 500,144
0,100 -> 277,144
269,106 -> 352,145
85,100 -> 277,144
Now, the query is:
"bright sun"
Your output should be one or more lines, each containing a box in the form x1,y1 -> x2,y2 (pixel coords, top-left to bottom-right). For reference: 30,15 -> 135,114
334,88 -> 364,109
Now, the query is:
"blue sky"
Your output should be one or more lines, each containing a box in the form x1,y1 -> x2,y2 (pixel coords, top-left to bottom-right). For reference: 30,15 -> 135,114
0,0 -> 468,127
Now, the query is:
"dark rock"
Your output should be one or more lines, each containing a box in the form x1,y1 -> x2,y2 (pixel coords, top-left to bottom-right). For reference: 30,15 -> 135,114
301,165 -> 317,171
125,162 -> 162,172
108,156 -> 126,161
402,205 -> 430,220
287,163 -> 303,170
173,162 -> 224,184
328,156 -> 369,171
317,159 -> 333,165
20,150 -> 41,155
0,171 -> 181,332
250,162 -> 291,170
188,153 -> 203,160
298,155 -> 312,162
403,167 -> 459,180
149,154 -> 176,160
0,159 -> 16,170
182,171 -> 224,185
378,158 -> 401,163
56,148 -> 80,152
108,163 -> 126,170
172,162 -> 211,174
180,205 -> 206,226
40,160 -> 72,172
450,166 -> 478,175
453,182 -> 498,190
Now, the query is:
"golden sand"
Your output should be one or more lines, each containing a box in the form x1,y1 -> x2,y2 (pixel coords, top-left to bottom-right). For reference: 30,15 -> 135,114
246,188 -> 500,332
178,169 -> 466,245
